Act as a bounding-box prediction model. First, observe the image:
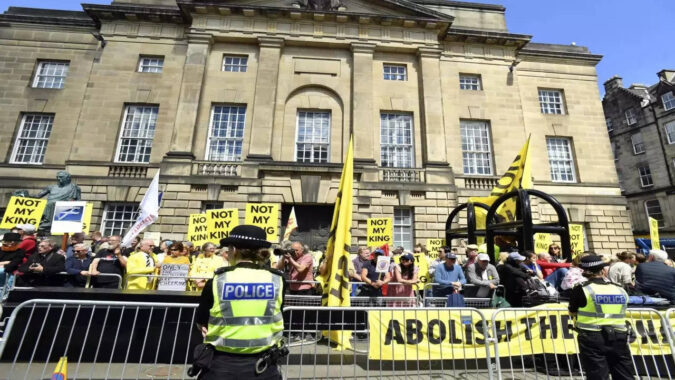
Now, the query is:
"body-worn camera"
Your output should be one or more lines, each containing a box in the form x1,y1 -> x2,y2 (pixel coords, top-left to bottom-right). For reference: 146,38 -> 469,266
273,248 -> 294,256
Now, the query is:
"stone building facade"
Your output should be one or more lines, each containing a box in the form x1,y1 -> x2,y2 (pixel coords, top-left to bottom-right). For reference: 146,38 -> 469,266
0,0 -> 633,253
603,71 -> 675,236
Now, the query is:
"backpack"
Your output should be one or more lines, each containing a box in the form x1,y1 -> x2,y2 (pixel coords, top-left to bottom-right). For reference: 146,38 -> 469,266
446,291 -> 466,307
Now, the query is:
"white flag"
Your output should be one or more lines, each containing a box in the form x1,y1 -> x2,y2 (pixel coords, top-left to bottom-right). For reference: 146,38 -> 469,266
122,171 -> 160,247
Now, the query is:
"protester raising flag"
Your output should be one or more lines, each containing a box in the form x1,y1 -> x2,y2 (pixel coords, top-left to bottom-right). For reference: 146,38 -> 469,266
321,135 -> 354,350
282,206 -> 298,241
122,170 -> 161,247
469,137 -> 532,233
51,357 -> 67,380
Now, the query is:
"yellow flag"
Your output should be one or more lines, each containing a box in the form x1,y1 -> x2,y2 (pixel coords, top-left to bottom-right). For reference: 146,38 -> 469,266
283,206 -> 298,241
51,356 -> 67,380
469,137 -> 532,237
321,135 -> 354,350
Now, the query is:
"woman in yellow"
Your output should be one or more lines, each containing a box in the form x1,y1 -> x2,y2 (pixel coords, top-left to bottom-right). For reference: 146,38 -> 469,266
162,242 -> 191,265
126,239 -> 158,290
189,242 -> 225,289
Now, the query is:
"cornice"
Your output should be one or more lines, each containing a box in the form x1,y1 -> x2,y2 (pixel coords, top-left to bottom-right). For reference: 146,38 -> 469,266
0,7 -> 96,28
445,27 -> 531,49
350,42 -> 376,54
519,44 -> 602,64
81,3 -> 186,27
258,36 -> 285,49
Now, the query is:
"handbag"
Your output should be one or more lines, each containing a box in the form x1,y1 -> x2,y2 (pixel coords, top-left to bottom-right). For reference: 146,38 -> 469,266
446,290 -> 466,307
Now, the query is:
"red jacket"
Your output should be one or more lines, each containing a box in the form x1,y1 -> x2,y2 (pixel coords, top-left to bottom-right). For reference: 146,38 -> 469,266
536,259 -> 570,278
18,236 -> 36,258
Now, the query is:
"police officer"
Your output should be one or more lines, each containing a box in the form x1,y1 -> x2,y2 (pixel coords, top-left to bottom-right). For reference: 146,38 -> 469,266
194,225 -> 287,379
568,255 -> 634,380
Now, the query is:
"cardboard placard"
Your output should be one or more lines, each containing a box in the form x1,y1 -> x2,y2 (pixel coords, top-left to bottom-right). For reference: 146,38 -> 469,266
649,217 -> 660,250
52,203 -> 93,236
187,213 -> 209,247
245,203 -> 279,242
426,238 -> 446,253
367,218 -> 393,245
0,196 -> 47,230
569,224 -> 585,256
157,264 -> 190,291
534,233 -> 552,254
206,208 -> 239,244
376,255 -> 391,273
51,201 -> 87,234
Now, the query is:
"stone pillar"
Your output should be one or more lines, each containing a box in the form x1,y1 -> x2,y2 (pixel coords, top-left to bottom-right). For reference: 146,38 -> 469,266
417,47 -> 448,166
167,33 -> 212,158
351,43 -> 376,165
247,37 -> 284,161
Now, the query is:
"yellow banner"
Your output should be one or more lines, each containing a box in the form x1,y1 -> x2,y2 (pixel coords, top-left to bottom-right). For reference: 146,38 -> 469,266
187,213 -> 209,247
569,224 -> 585,256
245,203 -> 279,242
649,217 -> 660,250
426,238 -> 446,253
534,233 -> 552,254
206,208 -> 239,244
0,196 -> 47,230
368,307 -> 672,360
367,218 -> 393,246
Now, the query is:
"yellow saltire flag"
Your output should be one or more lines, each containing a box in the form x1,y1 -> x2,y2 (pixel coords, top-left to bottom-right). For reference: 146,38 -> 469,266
469,137 -> 532,241
283,206 -> 298,241
52,357 -> 67,380
321,135 -> 354,350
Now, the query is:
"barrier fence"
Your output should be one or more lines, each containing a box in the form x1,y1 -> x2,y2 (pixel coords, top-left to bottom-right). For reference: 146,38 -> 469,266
1,300 -> 674,379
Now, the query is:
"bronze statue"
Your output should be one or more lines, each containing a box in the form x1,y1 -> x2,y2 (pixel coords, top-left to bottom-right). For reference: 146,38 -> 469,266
33,171 -> 82,231
296,0 -> 344,11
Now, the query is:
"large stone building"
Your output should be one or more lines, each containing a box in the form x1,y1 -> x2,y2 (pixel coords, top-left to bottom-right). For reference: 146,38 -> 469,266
0,0 -> 633,253
603,71 -> 675,237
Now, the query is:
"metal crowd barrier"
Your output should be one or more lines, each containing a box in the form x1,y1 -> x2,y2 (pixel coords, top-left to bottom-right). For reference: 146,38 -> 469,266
123,274 -> 212,290
283,306 -> 494,379
0,299 -> 200,380
492,307 -> 675,380
54,272 -> 123,289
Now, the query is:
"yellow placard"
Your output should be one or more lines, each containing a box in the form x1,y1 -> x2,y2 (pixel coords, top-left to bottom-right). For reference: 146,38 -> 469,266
426,238 -> 446,253
534,233 -> 552,254
569,224 -> 585,256
52,203 -> 94,236
393,252 -> 430,286
187,213 -> 209,247
649,217 -> 660,250
367,218 -> 393,246
0,196 -> 47,230
368,307 -> 672,360
245,203 -> 279,242
206,208 -> 239,244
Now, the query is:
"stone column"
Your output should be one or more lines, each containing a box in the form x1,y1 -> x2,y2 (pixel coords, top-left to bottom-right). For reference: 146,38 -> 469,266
166,33 -> 212,160
417,47 -> 448,166
247,37 -> 284,161
351,43 -> 376,165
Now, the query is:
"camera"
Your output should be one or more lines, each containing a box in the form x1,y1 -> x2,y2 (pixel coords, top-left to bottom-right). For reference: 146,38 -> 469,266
273,248 -> 294,256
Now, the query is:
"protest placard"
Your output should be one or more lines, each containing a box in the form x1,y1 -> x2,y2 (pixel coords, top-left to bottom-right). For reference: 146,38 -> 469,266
207,208 -> 239,244
426,238 -> 446,253
157,264 -> 190,291
245,203 -> 278,242
367,218 -> 393,245
0,196 -> 47,230
376,255 -> 390,273
569,224 -> 585,256
534,233 -> 552,254
187,213 -> 209,247
51,201 -> 88,234
649,217 -> 660,250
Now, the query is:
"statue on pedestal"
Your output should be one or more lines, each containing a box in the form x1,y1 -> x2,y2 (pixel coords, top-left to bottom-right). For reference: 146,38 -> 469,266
32,171 -> 82,231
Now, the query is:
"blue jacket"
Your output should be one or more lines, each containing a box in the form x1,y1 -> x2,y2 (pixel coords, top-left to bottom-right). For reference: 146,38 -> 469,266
434,263 -> 467,286
65,256 -> 92,287
635,262 -> 675,303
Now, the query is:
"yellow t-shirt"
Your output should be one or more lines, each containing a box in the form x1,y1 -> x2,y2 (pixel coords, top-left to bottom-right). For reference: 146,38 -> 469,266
190,254 -> 225,278
162,255 -> 191,266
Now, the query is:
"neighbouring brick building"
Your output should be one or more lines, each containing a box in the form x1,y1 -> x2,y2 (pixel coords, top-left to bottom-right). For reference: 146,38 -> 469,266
0,0 -> 633,253
603,70 -> 675,237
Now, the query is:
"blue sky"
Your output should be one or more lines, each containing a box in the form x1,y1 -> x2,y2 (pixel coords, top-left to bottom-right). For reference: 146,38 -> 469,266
2,0 -> 673,95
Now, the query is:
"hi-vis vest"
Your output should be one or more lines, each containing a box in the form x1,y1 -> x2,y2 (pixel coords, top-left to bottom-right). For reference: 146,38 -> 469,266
576,282 -> 628,332
205,266 -> 284,354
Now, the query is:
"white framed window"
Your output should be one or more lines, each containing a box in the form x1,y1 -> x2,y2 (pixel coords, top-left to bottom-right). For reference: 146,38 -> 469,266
645,199 -> 664,227
546,137 -> 576,183
665,121 -> 675,144
638,166 -> 653,187
202,202 -> 224,213
606,118 -> 613,132
460,120 -> 493,175
631,133 -> 645,154
381,113 -> 414,168
10,114 -> 54,164
459,74 -> 482,91
625,108 -> 637,125
223,55 -> 248,72
538,89 -> 565,115
101,203 -> 139,237
138,56 -> 164,73
296,110 -> 330,163
383,64 -> 407,81
662,92 -> 675,111
32,61 -> 69,89
394,208 -> 414,251
206,105 -> 246,162
115,105 -> 158,163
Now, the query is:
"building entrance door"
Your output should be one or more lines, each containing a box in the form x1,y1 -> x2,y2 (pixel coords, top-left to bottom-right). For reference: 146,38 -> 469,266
281,204 -> 334,250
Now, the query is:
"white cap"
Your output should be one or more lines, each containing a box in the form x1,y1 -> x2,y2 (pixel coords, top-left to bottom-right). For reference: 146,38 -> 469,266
15,223 -> 36,234
477,253 -> 490,261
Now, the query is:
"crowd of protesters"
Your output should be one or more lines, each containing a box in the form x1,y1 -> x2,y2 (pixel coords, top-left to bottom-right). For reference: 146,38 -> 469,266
1,223 -> 674,306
